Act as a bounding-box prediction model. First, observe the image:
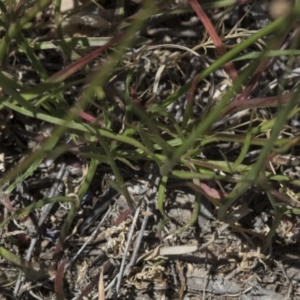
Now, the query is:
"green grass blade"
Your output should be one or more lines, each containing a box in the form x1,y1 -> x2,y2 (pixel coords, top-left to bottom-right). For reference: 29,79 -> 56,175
0,0 -> 52,64
232,114 -> 253,169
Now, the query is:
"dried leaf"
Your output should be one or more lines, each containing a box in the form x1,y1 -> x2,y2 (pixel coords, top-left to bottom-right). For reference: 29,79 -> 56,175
159,244 -> 198,256
98,267 -> 105,300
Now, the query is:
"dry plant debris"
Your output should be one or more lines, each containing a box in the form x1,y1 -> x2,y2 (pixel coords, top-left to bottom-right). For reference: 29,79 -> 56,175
1,0 -> 300,299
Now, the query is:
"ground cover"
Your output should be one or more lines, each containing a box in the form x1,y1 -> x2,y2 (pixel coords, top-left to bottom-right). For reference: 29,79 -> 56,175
1,0 -> 300,299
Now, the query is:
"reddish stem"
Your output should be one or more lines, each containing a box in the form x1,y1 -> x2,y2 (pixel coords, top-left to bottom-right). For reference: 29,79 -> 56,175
48,32 -> 125,83
188,0 -> 238,80
223,92 -> 293,116
189,182 -> 227,202
78,111 -> 105,127
115,209 -> 132,226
